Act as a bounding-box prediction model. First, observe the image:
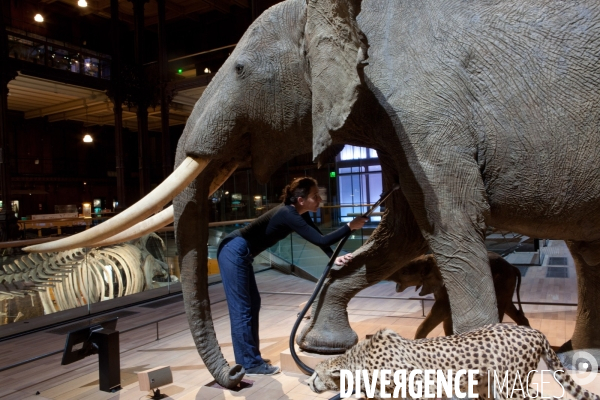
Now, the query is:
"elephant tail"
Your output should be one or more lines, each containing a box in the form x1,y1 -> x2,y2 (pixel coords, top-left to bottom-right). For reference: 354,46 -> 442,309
542,336 -> 600,400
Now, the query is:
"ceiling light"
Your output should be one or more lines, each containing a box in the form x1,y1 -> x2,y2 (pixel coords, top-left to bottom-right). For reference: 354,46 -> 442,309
78,0 -> 88,7
204,68 -> 211,74
83,134 -> 93,143
34,14 -> 44,22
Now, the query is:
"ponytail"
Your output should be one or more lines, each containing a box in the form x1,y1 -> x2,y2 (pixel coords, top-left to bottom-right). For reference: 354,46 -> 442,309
280,177 -> 318,205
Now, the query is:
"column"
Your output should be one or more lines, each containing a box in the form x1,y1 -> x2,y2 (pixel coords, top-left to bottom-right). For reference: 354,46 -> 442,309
111,0 -> 126,209
157,0 -> 172,179
129,0 -> 150,197
0,1 -> 14,241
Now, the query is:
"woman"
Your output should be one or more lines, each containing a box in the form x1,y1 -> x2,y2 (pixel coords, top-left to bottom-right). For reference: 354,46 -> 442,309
217,177 -> 368,375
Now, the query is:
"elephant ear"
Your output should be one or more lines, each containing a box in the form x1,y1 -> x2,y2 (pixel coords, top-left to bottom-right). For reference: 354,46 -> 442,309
305,0 -> 367,165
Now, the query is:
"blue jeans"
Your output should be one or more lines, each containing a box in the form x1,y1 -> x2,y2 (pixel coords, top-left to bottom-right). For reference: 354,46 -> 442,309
217,236 -> 263,369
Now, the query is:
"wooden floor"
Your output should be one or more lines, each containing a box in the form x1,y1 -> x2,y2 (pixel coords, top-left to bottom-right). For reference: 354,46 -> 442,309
0,240 -> 595,400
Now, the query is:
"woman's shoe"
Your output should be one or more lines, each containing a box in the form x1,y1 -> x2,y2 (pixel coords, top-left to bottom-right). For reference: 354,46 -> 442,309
246,363 -> 280,376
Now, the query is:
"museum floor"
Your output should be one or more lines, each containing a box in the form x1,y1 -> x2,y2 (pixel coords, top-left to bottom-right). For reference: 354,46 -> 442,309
0,240 -> 596,400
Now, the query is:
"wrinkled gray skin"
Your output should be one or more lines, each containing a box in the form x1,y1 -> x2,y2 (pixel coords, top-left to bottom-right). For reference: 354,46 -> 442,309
389,252 -> 530,339
172,0 -> 600,387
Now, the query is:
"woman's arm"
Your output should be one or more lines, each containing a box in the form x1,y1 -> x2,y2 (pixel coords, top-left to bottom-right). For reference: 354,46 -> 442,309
287,211 -> 367,254
288,212 -> 350,249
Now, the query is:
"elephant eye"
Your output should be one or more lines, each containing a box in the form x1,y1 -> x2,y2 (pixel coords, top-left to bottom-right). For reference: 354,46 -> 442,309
235,64 -> 244,75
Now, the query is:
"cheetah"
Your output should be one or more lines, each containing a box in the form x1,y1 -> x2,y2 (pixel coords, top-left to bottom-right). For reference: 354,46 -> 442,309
307,324 -> 599,400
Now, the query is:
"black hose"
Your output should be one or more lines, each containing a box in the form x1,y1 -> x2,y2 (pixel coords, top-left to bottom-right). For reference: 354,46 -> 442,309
289,184 -> 400,400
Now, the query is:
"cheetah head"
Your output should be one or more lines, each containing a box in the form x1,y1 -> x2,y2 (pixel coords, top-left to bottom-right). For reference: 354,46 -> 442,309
307,356 -> 345,394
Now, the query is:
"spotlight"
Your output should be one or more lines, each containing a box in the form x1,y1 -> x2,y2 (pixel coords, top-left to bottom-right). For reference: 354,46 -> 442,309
83,134 -> 93,143
78,0 -> 88,7
34,14 -> 44,22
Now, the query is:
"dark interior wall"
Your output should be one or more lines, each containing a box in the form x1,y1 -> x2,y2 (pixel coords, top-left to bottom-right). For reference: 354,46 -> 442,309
2,0 -> 307,219
8,0 -> 123,56
7,115 -> 119,216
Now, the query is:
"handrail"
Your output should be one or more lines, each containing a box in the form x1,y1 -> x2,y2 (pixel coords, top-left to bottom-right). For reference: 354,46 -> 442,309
7,26 -> 111,59
0,289 -> 576,373
0,236 -> 61,249
1,218 -> 257,247
260,291 -> 578,307
144,44 -> 238,67
168,44 -> 237,63
0,296 -> 226,373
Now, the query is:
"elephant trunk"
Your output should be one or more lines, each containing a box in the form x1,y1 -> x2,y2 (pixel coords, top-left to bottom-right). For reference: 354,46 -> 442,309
174,170 -> 245,389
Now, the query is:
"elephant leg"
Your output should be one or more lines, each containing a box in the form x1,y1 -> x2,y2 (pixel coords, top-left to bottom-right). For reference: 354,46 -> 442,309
503,303 -> 530,327
411,155 -> 498,334
296,169 -> 427,353
415,299 -> 450,339
564,240 -> 600,350
442,314 -> 453,336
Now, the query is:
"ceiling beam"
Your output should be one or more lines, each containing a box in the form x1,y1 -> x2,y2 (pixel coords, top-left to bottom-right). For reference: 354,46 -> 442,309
46,102 -> 114,122
9,74 -> 107,98
24,98 -> 109,119
201,0 -> 230,14
169,102 -> 194,113
165,0 -> 185,14
231,0 -> 249,8
172,93 -> 203,107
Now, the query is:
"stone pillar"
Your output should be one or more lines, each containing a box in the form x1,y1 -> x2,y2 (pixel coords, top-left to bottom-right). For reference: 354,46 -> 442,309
157,0 -> 172,180
0,1 -> 15,241
111,0 -> 126,209
129,0 -> 150,197
251,0 -> 258,21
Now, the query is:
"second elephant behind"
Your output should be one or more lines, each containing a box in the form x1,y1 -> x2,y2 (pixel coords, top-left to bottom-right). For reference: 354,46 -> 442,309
390,252 -> 530,339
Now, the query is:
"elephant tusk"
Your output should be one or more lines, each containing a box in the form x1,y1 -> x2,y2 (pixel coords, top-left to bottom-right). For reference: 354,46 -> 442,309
91,206 -> 174,248
23,157 -> 210,253
84,160 -> 240,248
208,160 -> 239,195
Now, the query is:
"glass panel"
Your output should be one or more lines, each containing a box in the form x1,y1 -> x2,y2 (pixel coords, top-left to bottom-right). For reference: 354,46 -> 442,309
48,47 -> 75,72
7,35 -> 44,64
339,145 -> 368,160
99,59 -> 111,80
5,30 -> 110,80
83,57 -> 99,77
368,172 -> 383,206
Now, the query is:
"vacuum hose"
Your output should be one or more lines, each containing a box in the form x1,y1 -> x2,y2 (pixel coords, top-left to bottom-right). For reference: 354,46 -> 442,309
289,184 -> 401,399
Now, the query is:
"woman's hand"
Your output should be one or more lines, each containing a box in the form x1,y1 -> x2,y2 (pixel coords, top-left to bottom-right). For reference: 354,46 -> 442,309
335,253 -> 354,266
347,216 -> 368,231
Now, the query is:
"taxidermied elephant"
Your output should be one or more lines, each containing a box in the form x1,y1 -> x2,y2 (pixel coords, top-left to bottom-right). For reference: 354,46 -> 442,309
25,0 -> 600,387
390,252 -> 530,339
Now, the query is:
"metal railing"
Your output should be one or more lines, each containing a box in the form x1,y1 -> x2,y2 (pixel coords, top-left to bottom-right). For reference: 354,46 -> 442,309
0,290 -> 578,373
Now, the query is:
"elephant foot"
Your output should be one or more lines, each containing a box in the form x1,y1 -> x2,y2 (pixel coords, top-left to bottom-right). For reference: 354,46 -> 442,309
296,322 -> 358,354
556,340 -> 600,372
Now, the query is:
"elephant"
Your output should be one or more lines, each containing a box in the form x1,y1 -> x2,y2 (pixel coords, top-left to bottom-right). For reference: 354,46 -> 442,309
389,252 -> 530,339
24,0 -> 600,388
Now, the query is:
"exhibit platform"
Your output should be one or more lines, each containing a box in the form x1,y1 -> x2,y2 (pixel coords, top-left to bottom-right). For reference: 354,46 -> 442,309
0,240 -> 595,399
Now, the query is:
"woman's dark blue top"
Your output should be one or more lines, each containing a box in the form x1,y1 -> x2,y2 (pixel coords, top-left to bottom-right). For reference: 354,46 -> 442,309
224,204 -> 350,257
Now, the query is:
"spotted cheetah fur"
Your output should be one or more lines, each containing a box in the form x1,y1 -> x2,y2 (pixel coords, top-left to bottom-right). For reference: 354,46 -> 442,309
307,323 -> 599,400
